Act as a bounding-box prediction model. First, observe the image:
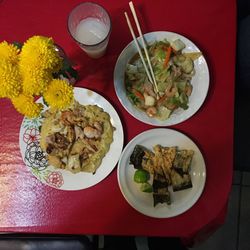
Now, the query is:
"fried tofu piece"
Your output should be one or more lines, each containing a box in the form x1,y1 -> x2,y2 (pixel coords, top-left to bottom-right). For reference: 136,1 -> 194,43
152,145 -> 165,176
153,173 -> 171,206
152,145 -> 176,184
173,149 -> 194,174
170,169 -> 192,192
141,150 -> 155,174
161,146 -> 176,179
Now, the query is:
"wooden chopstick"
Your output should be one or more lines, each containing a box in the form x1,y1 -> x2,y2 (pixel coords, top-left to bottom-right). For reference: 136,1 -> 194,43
124,12 -> 154,85
128,1 -> 159,97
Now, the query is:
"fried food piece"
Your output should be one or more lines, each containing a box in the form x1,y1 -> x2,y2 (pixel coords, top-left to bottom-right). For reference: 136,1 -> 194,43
141,150 -> 155,174
173,149 -> 194,175
130,145 -> 146,169
151,145 -> 176,184
130,144 -> 194,206
130,145 -> 155,174
170,169 -> 193,192
153,173 -> 171,206
152,145 -> 165,176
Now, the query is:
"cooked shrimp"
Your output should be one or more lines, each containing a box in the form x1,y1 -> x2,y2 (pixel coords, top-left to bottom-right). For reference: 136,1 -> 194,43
83,126 -> 102,139
61,111 -> 75,125
165,86 -> 177,97
61,110 -> 86,126
146,107 -> 157,117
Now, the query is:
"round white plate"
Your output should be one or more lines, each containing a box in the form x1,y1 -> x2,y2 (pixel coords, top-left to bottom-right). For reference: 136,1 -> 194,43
117,128 -> 206,218
114,31 -> 209,126
19,87 -> 124,191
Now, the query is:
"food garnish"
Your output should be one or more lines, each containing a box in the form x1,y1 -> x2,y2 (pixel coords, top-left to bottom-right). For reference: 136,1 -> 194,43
134,169 -> 150,183
130,144 -> 194,206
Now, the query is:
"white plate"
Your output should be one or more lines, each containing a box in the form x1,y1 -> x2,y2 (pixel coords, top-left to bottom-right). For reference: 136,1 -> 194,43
117,128 -> 206,218
114,31 -> 209,126
19,87 -> 124,191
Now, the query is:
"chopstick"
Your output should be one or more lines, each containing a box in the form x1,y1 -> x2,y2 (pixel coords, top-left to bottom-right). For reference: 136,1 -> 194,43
124,12 -> 154,85
125,2 -> 159,98
128,1 -> 159,96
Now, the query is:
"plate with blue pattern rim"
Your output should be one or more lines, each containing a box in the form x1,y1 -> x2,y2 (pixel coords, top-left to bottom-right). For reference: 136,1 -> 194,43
19,87 -> 124,190
114,31 -> 209,126
117,128 -> 206,218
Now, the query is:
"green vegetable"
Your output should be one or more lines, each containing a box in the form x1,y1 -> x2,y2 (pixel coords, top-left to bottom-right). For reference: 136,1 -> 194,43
134,169 -> 150,183
179,92 -> 189,110
140,182 -> 153,193
157,106 -> 172,120
177,81 -> 187,92
155,49 -> 166,60
127,90 -> 140,105
157,81 -> 168,92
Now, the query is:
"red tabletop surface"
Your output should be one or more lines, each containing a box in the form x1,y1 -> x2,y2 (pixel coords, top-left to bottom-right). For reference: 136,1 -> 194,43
0,0 -> 235,244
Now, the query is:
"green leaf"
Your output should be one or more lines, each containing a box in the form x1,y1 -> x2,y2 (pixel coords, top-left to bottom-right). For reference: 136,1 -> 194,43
12,41 -> 23,49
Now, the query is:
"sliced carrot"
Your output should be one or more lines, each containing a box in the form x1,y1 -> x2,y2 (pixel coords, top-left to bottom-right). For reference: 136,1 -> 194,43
132,88 -> 145,101
164,46 -> 172,67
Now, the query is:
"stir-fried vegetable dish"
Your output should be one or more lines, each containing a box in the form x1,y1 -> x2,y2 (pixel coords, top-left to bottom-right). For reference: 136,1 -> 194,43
125,39 -> 201,120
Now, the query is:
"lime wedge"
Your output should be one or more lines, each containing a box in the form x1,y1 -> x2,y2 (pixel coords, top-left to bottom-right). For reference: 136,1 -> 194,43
140,182 -> 153,193
133,169 -> 150,183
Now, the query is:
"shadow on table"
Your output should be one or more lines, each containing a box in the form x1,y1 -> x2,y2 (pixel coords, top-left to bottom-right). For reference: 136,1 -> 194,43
0,234 -> 93,250
0,234 -> 189,250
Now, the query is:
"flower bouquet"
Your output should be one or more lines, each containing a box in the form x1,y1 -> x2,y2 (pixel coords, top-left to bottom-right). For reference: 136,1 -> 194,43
0,35 -> 77,118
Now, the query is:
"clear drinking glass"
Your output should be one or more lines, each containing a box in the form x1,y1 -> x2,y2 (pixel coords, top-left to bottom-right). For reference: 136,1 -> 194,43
68,2 -> 111,59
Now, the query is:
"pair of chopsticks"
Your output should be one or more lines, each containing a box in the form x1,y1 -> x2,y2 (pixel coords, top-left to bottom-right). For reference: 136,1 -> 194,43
124,1 -> 159,99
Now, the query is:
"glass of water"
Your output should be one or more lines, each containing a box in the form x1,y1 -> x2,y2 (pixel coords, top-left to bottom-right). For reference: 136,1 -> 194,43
68,2 -> 112,59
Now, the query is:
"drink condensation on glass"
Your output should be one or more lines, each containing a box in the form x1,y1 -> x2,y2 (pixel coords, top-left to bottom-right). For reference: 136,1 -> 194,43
68,2 -> 111,58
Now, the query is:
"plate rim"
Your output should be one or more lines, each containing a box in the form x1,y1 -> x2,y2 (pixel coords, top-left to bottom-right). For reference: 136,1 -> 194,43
114,31 -> 210,126
117,128 -> 206,218
19,86 -> 124,191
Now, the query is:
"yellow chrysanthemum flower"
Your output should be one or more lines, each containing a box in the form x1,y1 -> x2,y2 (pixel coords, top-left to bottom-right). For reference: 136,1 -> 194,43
11,93 -> 43,118
19,35 -> 62,73
0,41 -> 20,65
22,66 -> 53,96
0,59 -> 22,98
43,79 -> 73,110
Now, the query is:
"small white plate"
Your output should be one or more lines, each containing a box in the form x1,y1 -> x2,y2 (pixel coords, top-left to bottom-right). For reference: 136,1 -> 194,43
19,87 -> 124,191
114,31 -> 209,126
117,128 -> 206,218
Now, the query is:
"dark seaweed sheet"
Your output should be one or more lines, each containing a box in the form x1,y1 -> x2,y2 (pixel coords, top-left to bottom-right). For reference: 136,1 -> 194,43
129,145 -> 146,169
153,173 -> 171,206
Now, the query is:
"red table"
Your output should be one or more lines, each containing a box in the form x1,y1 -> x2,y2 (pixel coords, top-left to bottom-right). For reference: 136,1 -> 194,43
0,0 -> 236,245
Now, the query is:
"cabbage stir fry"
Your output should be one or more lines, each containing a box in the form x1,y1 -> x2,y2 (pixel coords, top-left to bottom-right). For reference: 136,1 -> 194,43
125,39 -> 201,120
